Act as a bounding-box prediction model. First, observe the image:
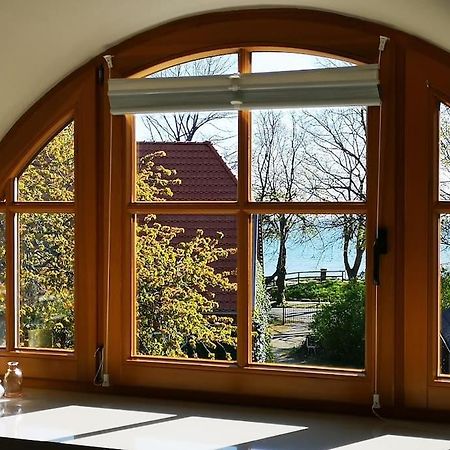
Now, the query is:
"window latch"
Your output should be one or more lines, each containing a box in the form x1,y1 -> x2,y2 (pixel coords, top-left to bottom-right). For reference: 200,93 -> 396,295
373,227 -> 388,286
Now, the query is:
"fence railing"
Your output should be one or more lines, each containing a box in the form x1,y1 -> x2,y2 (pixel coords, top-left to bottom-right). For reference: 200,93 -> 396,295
285,269 -> 346,285
267,269 -> 346,289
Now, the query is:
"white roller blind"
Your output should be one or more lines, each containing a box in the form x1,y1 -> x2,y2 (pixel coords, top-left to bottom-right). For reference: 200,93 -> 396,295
108,64 -> 380,114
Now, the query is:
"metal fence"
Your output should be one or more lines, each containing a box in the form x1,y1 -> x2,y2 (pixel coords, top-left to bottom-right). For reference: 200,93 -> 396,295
271,302 -> 324,326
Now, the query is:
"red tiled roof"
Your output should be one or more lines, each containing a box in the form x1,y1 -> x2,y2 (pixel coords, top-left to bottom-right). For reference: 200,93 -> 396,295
137,142 -> 237,314
138,142 -> 236,201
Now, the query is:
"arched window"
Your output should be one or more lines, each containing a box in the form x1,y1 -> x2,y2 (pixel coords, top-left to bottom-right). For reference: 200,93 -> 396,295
4,8 -> 450,413
128,51 -> 372,372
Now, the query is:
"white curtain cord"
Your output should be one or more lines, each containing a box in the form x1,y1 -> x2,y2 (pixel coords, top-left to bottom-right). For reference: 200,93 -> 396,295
102,54 -> 114,387
373,36 -> 389,415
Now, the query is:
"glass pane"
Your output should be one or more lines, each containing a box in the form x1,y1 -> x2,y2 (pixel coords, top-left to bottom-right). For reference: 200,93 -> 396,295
149,54 -> 238,78
0,213 -> 5,346
19,213 -> 75,350
135,55 -> 238,201
440,214 -> 450,374
252,214 -> 366,369
251,108 -> 367,202
136,214 -> 237,360
252,52 -> 353,73
439,103 -> 450,200
135,121 -> 237,202
18,122 -> 75,202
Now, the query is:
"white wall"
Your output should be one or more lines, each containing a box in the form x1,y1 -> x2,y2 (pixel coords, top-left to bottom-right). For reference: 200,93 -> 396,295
0,0 -> 449,142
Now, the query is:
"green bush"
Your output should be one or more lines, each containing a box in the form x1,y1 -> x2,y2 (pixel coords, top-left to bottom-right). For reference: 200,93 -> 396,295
441,268 -> 450,310
286,280 -> 346,302
253,261 -> 273,362
309,280 -> 365,368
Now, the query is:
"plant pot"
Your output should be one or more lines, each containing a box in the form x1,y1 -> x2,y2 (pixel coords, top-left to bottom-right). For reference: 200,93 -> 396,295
28,328 -> 52,348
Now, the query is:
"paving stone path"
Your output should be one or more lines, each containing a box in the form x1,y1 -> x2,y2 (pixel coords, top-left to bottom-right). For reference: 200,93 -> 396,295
268,305 -> 317,364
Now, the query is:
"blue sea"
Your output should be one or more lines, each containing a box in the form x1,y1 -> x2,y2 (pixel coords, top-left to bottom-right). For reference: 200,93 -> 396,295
263,233 -> 366,278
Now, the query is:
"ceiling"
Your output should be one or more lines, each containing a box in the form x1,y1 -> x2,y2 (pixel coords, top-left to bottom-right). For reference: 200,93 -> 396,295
1,0 -> 449,143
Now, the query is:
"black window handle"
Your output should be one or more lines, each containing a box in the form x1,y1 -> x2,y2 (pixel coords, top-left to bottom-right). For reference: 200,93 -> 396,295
373,228 -> 388,285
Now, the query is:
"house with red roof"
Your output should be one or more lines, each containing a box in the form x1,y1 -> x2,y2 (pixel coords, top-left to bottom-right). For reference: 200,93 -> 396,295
138,142 -> 237,316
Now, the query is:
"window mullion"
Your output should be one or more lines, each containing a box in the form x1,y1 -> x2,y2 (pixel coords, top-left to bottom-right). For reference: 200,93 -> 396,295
236,49 -> 252,368
5,179 -> 16,351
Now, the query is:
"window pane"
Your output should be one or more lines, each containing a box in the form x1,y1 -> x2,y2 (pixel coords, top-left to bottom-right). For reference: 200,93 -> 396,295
439,103 -> 450,201
252,52 -> 352,73
252,214 -> 366,369
440,214 -> 450,374
135,55 -> 238,201
135,124 -> 237,202
18,122 -> 75,202
251,108 -> 367,202
135,214 -> 237,360
19,213 -> 74,350
0,213 -> 5,346
149,54 -> 238,78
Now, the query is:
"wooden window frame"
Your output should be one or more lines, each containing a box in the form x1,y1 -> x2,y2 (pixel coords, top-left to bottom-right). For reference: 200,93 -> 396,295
432,94 -> 450,381
109,40 -> 383,405
404,50 -> 450,411
0,71 -> 97,383
91,10 -> 401,408
125,49 -> 375,369
4,8 -> 433,410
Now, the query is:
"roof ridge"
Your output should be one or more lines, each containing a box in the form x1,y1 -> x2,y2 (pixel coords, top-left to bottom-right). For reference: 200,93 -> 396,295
202,142 -> 237,187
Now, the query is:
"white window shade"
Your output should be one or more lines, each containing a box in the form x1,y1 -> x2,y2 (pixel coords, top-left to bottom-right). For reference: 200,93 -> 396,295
108,64 -> 380,114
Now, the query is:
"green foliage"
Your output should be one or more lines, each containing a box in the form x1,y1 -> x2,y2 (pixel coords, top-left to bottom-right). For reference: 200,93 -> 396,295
0,214 -> 5,343
135,148 -> 237,359
441,267 -> 450,310
19,212 -> 75,349
0,213 -> 5,311
18,122 -> 74,201
136,151 -> 181,201
252,260 -> 272,362
136,222 -> 237,359
17,123 -> 75,349
11,122 -> 237,357
0,213 -> 5,282
285,280 -> 346,302
309,280 -> 365,367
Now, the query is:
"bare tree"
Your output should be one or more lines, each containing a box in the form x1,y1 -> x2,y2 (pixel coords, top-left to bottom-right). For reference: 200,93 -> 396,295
299,107 -> 367,278
253,106 -> 368,298
141,55 -> 237,166
440,103 -> 450,201
300,108 -> 366,202
439,104 -> 450,249
253,110 -> 309,304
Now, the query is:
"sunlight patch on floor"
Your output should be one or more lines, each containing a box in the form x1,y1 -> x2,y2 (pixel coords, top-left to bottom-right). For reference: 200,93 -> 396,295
333,434 -> 450,450
0,405 -> 172,442
68,415 -> 304,449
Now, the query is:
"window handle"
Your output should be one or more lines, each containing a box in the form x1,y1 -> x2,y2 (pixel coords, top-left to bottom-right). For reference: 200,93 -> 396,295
373,228 -> 388,285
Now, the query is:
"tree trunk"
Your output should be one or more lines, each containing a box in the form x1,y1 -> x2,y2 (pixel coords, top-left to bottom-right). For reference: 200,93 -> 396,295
343,216 -> 365,279
274,215 -> 287,305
